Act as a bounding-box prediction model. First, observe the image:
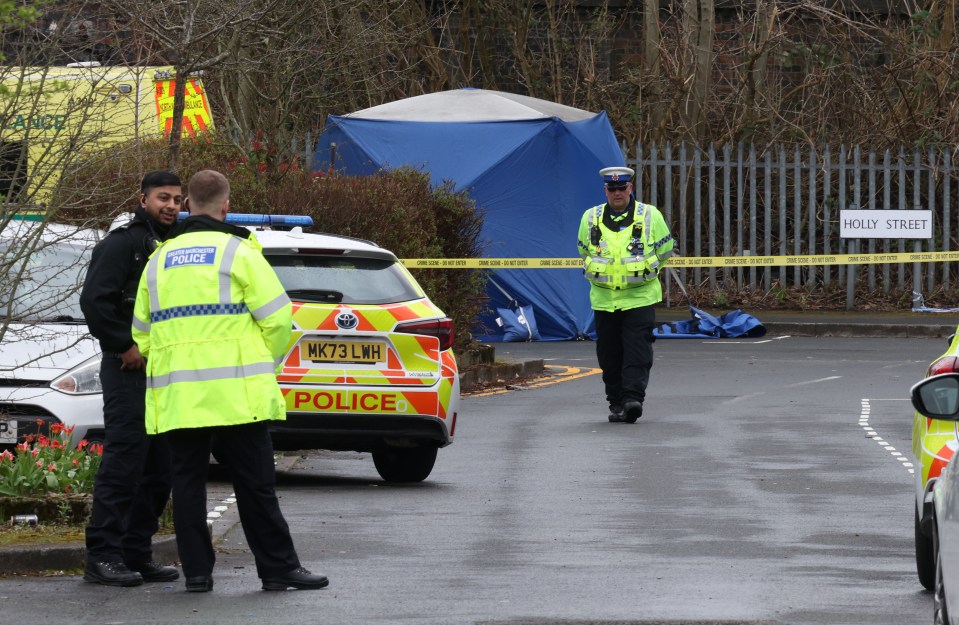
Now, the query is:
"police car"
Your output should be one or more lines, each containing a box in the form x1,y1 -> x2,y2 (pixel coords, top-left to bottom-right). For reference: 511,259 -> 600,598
913,332 -> 959,592
253,214 -> 460,483
911,372 -> 959,624
0,213 -> 460,483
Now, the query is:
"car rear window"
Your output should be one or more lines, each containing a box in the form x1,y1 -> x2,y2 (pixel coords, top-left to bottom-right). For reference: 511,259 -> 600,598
266,255 -> 420,305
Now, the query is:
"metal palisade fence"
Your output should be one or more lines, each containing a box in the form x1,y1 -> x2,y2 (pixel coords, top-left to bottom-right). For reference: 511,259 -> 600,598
626,142 -> 959,304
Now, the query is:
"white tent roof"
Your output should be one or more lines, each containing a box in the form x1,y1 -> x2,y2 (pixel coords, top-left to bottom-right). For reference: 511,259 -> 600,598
346,88 -> 596,122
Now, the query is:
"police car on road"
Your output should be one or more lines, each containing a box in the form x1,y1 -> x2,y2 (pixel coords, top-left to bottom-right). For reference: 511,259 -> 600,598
0,213 -> 460,483
911,372 -> 959,625
914,333 -> 959,595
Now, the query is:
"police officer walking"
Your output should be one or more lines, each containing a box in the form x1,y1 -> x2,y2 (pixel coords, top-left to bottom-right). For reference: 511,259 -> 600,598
577,166 -> 674,423
79,170 -> 183,586
131,170 -> 328,593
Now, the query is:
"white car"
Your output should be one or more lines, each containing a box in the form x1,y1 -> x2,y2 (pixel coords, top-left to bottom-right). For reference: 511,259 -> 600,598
0,219 -> 106,447
0,213 -> 460,482
911,372 -> 959,625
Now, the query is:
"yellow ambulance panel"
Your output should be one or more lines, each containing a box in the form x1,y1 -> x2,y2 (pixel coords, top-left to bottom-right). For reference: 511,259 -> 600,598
0,65 -> 214,203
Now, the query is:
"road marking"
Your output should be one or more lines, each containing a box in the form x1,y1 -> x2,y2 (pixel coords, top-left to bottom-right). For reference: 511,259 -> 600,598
698,336 -> 790,344
466,365 -> 601,397
722,391 -> 766,405
541,357 -> 593,362
859,398 -> 914,474
784,375 -> 842,388
207,493 -> 237,532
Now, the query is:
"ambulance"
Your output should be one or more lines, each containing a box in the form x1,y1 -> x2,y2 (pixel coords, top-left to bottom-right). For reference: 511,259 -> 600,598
0,63 -> 213,203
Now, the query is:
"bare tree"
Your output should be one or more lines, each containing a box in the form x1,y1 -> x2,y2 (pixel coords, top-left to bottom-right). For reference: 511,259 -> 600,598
0,2 -> 141,361
679,0 -> 714,142
205,0 -> 449,164
75,1 -> 959,157
102,0 -> 285,169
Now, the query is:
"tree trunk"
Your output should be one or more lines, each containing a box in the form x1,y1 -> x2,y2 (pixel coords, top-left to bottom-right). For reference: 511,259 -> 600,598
681,0 -> 714,143
747,0 -> 775,136
642,0 -> 664,140
937,0 -> 955,91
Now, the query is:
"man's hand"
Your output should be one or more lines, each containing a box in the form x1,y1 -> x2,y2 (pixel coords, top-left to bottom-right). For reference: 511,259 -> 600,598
119,344 -> 146,371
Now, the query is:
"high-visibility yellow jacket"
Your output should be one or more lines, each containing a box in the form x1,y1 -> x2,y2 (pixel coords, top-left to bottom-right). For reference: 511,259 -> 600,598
131,217 -> 292,434
577,200 -> 674,312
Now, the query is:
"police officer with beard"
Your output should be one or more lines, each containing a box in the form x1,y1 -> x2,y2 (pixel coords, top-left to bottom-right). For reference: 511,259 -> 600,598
79,170 -> 183,586
132,169 -> 328,593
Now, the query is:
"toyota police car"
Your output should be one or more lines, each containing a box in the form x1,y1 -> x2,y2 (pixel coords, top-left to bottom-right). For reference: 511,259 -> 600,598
914,330 -> 959,591
910,372 -> 959,625
0,213 -> 459,483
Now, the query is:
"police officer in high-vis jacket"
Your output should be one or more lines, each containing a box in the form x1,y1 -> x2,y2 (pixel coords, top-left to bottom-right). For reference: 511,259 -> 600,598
577,166 -> 674,423
131,170 -> 328,593
80,170 -> 182,587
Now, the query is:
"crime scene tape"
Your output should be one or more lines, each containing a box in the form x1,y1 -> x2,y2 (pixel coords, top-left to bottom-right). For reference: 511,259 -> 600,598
401,251 -> 959,269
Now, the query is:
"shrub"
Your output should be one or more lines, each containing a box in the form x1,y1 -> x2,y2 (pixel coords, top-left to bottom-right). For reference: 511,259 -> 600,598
0,422 -> 103,497
57,135 -> 488,349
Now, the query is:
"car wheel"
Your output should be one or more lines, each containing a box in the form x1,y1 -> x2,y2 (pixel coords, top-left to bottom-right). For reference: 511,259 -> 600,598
935,523 -> 950,625
372,447 -> 437,483
919,505 -> 937,590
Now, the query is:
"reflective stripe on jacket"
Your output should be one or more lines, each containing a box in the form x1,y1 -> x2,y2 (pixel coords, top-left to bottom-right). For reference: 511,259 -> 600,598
577,200 -> 674,312
131,229 -> 292,434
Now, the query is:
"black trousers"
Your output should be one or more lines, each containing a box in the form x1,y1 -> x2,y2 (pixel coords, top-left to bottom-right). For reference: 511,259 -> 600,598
167,421 -> 299,579
85,356 -> 171,565
594,304 -> 656,406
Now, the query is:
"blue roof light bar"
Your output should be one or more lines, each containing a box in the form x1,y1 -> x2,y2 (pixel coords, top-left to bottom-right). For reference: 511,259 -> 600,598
177,212 -> 313,227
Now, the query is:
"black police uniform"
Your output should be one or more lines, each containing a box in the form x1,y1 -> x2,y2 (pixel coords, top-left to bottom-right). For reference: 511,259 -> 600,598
79,206 -> 173,569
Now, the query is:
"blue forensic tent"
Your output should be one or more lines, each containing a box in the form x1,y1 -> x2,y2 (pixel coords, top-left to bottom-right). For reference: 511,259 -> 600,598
314,88 -> 624,340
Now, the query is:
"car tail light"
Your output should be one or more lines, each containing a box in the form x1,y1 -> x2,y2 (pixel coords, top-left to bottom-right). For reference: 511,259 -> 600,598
395,318 -> 454,351
928,356 -> 959,377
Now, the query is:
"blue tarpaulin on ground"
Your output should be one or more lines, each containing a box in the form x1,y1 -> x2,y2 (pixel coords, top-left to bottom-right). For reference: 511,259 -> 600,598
654,306 -> 767,339
912,291 -> 959,313
314,88 -> 625,341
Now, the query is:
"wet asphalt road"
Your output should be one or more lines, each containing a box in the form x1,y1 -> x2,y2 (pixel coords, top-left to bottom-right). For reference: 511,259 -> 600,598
0,335 -> 940,624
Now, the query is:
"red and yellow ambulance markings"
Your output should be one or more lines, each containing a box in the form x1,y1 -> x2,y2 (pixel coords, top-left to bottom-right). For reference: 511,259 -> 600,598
465,365 -> 601,397
155,78 -> 213,138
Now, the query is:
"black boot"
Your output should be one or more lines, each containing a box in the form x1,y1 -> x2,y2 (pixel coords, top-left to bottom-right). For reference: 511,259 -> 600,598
83,561 -> 144,587
127,560 -> 180,582
262,567 -> 329,591
607,403 -> 625,422
623,400 -> 643,423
